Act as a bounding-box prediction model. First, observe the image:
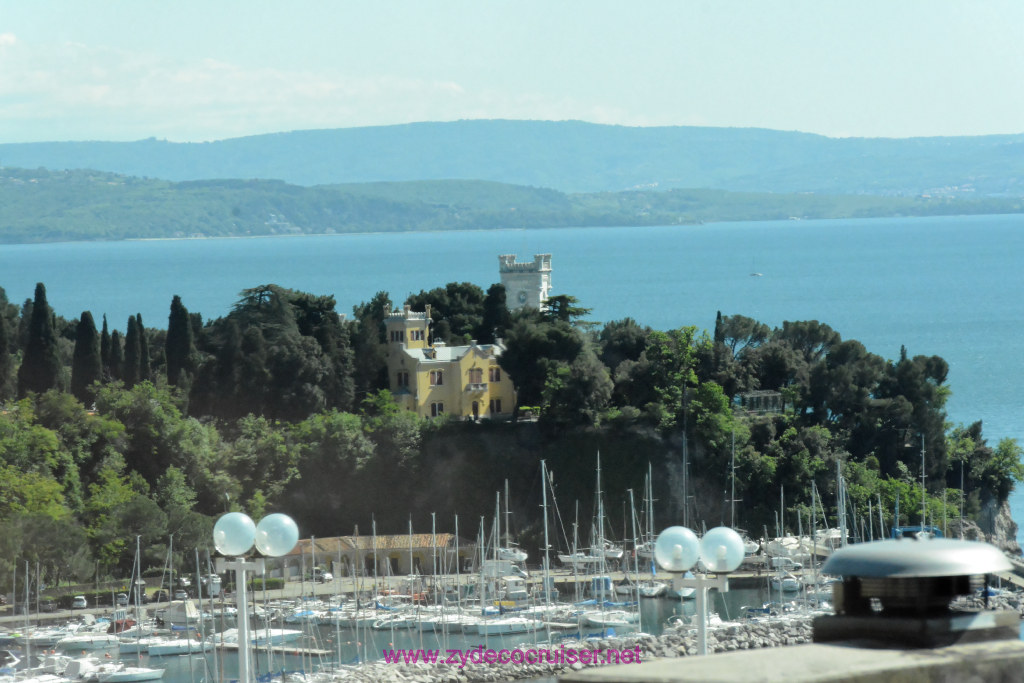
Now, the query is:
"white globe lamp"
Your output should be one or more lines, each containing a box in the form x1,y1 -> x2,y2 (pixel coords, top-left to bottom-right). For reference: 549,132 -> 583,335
255,513 -> 299,557
699,526 -> 745,573
654,526 -> 700,572
214,511 -> 298,683
213,511 -> 256,557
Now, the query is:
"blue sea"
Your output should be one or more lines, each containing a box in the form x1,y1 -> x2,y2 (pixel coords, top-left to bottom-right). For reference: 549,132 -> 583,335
1,214 -> 1022,536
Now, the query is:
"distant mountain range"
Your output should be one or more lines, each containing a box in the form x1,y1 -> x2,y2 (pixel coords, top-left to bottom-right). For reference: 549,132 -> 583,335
3,120 -> 1024,196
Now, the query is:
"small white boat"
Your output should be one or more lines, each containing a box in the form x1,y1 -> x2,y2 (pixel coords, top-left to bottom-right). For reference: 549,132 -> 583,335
117,637 -> 166,654
498,546 -> 528,562
16,629 -> 69,648
56,634 -> 120,651
558,552 -> 600,567
146,639 -> 210,656
475,617 -> 542,635
98,666 -> 165,683
582,610 -> 637,628
770,573 -> 802,592
212,628 -> 302,646
64,656 -> 122,680
371,615 -> 416,631
595,541 -> 624,560
637,581 -> 667,598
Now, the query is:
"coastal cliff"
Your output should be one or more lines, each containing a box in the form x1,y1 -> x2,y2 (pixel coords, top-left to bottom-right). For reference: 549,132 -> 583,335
949,500 -> 1021,555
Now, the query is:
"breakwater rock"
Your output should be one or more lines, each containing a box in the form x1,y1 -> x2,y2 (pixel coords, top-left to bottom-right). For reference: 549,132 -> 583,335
316,617 -> 814,683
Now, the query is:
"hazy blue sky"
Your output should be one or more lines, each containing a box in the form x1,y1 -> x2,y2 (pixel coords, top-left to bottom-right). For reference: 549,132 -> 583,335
3,1 -> 1022,143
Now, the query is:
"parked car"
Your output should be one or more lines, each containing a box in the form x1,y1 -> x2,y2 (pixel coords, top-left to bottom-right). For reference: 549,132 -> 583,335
309,568 -> 333,583
173,589 -> 188,600
151,589 -> 170,603
40,599 -> 57,612
71,595 -> 87,609
115,593 -> 129,606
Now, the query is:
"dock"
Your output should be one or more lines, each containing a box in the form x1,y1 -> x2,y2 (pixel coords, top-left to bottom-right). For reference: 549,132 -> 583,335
214,643 -> 332,656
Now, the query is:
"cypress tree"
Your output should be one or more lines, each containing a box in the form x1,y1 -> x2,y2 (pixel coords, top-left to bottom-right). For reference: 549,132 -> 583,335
136,314 -> 150,382
100,315 -> 111,377
0,310 -> 13,400
166,295 -> 195,387
17,283 -> 61,396
477,283 -> 511,344
17,298 -> 32,350
123,316 -> 140,387
109,330 -> 124,381
71,311 -> 102,403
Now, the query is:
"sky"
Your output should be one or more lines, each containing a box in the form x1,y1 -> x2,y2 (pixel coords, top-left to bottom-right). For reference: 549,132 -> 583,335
2,1 -> 1023,143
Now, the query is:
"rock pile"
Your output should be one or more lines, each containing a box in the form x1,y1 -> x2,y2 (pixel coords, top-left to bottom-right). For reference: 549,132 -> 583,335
314,617 -> 816,683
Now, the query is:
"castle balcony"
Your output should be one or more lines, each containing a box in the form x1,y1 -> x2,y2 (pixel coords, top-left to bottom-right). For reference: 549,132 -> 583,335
464,382 -> 488,393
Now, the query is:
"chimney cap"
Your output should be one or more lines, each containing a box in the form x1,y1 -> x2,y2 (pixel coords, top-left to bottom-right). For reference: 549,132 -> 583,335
822,538 -> 1011,579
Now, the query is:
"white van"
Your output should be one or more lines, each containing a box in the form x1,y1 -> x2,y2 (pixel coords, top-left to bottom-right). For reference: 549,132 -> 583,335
769,557 -> 802,571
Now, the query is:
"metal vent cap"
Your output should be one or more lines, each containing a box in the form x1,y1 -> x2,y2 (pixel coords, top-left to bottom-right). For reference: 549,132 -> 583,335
822,537 -> 1012,579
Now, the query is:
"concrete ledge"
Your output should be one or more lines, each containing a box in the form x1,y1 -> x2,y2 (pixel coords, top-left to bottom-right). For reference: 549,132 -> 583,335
559,639 -> 1024,683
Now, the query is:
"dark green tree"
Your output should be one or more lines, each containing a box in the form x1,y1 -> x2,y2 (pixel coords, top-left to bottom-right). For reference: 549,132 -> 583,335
476,283 -> 511,344
108,330 -> 124,381
136,314 -> 150,383
70,311 -> 102,403
166,296 -> 195,387
543,294 -> 592,324
123,315 -> 140,387
17,298 -> 32,350
100,315 -> 111,378
498,309 -> 585,410
17,283 -> 61,397
0,310 -> 13,400
351,291 -> 391,396
406,282 -> 486,344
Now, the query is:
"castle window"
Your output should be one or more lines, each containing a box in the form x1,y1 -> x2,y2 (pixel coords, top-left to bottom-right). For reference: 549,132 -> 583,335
396,371 -> 409,387
468,368 -> 483,384
390,330 -> 405,343
489,399 -> 502,414
489,367 -> 501,382
431,402 -> 445,417
411,329 -> 425,341
430,370 -> 444,386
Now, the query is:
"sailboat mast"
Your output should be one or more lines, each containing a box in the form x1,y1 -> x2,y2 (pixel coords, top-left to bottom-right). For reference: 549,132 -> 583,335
541,460 -> 552,641
683,408 -> 689,528
596,453 -> 606,575
504,479 -> 512,547
838,461 -> 848,547
494,492 -> 501,562
628,488 -> 642,631
920,434 -> 927,527
730,430 -> 736,528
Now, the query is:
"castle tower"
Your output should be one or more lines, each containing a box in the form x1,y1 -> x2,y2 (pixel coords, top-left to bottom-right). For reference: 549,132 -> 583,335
385,304 -> 431,350
498,253 -> 551,310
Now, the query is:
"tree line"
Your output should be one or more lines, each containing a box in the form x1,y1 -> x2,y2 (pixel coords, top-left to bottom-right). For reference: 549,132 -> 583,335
0,280 -> 1019,594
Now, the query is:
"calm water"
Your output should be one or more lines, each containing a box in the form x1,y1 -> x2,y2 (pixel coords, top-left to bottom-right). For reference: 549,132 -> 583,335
1,215 -> 1022,534
27,587 -> 771,682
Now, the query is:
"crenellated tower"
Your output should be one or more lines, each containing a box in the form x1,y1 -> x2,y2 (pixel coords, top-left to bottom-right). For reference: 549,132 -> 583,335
498,253 -> 551,310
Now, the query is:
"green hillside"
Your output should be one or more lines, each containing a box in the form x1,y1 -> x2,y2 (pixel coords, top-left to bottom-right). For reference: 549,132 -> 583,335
2,167 -> 1022,244
3,120 -> 1024,195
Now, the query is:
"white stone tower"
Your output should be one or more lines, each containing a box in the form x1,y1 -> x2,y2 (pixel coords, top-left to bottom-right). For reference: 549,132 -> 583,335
498,253 -> 552,310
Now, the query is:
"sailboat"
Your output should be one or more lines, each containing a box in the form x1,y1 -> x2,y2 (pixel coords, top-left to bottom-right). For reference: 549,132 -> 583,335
497,480 -> 528,563
636,464 -> 656,560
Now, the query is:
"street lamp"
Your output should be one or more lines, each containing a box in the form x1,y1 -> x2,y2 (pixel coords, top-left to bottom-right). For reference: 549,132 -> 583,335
654,525 -> 744,655
213,512 -> 299,683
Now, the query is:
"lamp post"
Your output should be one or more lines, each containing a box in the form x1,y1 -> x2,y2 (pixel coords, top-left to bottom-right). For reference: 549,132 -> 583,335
654,525 -> 744,655
213,512 -> 298,683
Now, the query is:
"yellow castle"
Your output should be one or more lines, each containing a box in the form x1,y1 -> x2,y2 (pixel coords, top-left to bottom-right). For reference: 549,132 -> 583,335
384,304 -> 517,420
